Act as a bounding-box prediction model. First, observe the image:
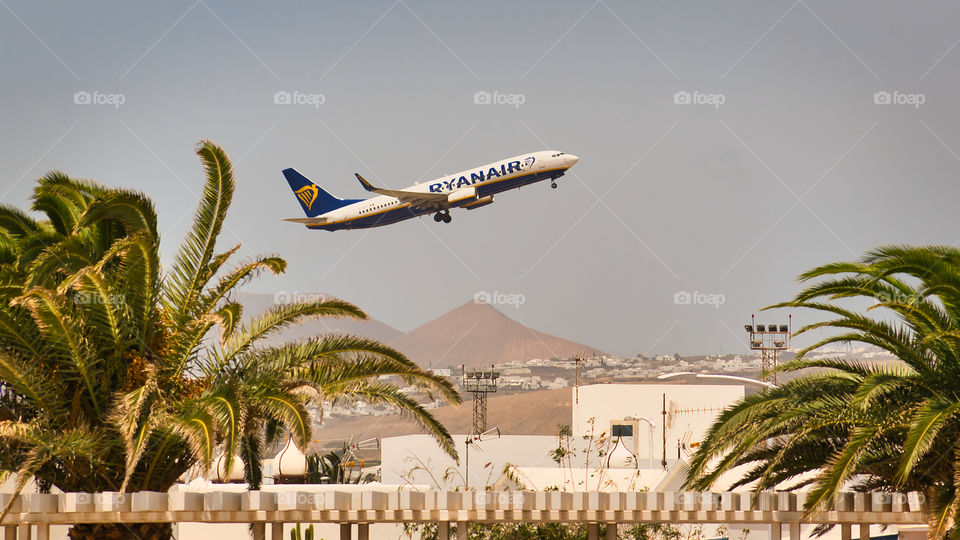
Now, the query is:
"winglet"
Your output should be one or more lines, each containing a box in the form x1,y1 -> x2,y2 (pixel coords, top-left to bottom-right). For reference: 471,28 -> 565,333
355,173 -> 377,192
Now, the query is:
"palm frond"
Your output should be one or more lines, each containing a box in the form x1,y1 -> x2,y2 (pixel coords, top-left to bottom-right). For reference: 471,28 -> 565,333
163,140 -> 236,324
214,299 -> 366,370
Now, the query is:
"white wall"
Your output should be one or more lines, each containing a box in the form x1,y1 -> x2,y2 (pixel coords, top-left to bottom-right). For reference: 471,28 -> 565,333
383,383 -> 748,489
573,383 -> 745,466
381,434 -> 565,489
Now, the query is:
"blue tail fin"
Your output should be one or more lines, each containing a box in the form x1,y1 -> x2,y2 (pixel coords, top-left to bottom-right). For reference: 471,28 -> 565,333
283,168 -> 361,217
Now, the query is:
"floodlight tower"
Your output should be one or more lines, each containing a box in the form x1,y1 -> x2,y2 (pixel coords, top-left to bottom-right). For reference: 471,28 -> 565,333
462,365 -> 499,434
744,314 -> 791,384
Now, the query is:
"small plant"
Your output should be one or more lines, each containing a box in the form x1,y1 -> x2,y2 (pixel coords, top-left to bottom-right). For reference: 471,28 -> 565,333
290,523 -> 315,540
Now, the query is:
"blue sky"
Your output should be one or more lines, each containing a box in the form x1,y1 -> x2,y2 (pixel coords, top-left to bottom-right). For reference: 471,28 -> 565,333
2,1 -> 960,356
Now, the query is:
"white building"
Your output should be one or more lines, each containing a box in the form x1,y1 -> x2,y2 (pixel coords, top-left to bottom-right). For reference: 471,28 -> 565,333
382,383 -> 745,490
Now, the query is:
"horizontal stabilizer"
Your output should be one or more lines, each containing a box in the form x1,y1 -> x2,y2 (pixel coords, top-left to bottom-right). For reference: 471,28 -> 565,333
282,216 -> 328,224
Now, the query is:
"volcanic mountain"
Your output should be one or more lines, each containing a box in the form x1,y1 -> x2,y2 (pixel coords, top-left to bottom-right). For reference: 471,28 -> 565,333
387,300 -> 604,368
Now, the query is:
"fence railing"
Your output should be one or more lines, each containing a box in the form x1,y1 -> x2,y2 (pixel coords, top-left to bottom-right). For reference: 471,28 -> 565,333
0,489 -> 929,540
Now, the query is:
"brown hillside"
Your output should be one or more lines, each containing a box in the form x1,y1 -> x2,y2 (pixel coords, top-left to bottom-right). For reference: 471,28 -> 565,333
387,301 -> 603,368
311,388 -> 572,448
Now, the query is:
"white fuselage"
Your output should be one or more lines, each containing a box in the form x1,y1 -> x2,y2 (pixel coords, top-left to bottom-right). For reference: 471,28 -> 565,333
312,150 -> 578,230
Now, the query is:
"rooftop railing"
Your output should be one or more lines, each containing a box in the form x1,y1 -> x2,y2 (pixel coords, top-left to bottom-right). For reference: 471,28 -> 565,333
0,489 -> 928,540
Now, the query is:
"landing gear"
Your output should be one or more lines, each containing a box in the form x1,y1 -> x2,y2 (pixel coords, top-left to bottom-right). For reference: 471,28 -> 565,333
434,210 -> 452,223
551,171 -> 564,189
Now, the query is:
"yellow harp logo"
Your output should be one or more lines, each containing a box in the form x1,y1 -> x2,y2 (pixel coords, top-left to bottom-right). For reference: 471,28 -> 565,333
294,184 -> 319,210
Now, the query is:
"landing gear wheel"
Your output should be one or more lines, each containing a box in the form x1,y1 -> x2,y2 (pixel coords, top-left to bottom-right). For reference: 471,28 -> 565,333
442,213 -> 452,224
433,212 -> 443,222
551,182 -> 558,189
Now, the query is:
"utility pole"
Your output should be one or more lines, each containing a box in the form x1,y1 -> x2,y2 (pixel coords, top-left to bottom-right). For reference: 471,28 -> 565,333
465,435 -> 471,488
661,393 -> 667,470
575,355 -> 581,405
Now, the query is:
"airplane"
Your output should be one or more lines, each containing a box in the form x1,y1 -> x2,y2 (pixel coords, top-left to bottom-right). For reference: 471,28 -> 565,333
282,150 -> 579,231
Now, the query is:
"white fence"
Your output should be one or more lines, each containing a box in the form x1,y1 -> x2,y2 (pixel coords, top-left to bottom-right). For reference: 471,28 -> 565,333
0,490 -> 928,540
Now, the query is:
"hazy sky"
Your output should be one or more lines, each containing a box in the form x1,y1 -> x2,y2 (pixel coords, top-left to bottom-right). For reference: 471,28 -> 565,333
2,1 -> 960,356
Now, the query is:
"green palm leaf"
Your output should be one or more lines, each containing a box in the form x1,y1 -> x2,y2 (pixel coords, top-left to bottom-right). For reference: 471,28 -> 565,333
0,139 -> 461,511
689,244 -> 960,532
164,140 -> 235,324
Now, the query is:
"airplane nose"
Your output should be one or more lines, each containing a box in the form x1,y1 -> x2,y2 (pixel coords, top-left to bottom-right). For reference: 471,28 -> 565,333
566,154 -> 579,166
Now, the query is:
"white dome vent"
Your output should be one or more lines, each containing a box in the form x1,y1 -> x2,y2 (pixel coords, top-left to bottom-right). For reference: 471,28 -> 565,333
273,436 -> 307,478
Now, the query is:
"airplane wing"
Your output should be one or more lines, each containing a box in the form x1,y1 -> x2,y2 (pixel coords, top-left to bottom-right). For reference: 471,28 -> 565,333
355,173 -> 448,210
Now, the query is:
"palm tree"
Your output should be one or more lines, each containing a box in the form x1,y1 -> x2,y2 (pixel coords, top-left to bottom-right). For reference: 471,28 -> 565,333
0,141 -> 460,540
685,245 -> 960,538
